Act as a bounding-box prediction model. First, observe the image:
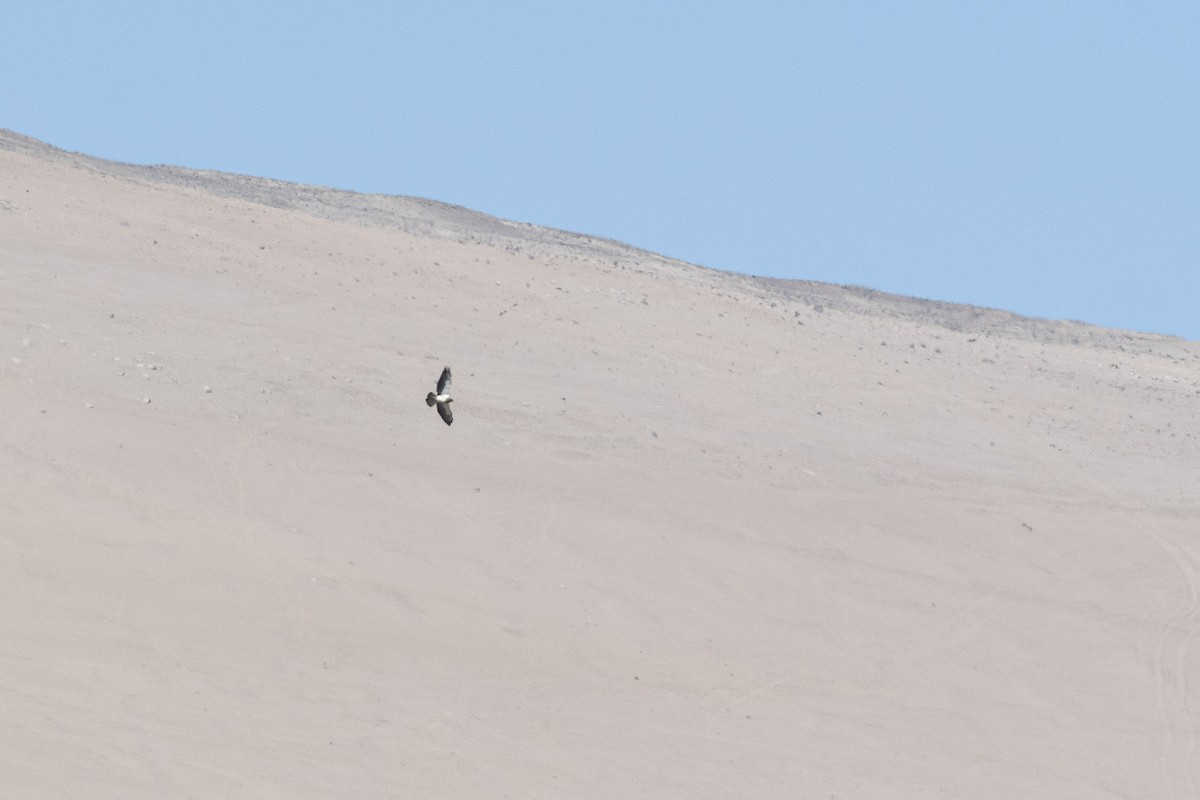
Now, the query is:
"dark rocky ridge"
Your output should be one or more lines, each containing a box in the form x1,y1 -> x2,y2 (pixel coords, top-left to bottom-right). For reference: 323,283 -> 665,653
3,128 -> 1191,354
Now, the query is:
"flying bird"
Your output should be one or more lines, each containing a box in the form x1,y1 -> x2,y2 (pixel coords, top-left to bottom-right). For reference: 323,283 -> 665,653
426,366 -> 453,425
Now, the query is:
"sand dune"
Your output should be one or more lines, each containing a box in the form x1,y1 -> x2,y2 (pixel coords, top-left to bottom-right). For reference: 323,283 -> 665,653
2,129 -> 1198,798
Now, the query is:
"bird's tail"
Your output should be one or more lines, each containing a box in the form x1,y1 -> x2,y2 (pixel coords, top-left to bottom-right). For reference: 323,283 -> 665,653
426,392 -> 437,407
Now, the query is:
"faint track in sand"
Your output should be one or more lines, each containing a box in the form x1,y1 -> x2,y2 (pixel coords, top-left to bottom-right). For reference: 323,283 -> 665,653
704,665 -> 799,736
1142,521 -> 1200,800
210,419 -> 308,614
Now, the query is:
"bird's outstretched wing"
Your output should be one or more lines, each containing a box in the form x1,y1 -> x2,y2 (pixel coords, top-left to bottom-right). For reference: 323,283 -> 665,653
437,402 -> 453,426
436,367 -> 452,395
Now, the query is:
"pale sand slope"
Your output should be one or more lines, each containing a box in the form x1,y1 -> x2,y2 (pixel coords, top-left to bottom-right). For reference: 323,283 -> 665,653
2,129 -> 1198,798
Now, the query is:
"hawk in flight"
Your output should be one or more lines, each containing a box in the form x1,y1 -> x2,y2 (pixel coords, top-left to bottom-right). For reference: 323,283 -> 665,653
426,366 -> 453,425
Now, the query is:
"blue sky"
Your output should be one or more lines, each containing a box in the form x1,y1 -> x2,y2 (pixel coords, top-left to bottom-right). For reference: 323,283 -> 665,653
4,2 -> 1197,339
